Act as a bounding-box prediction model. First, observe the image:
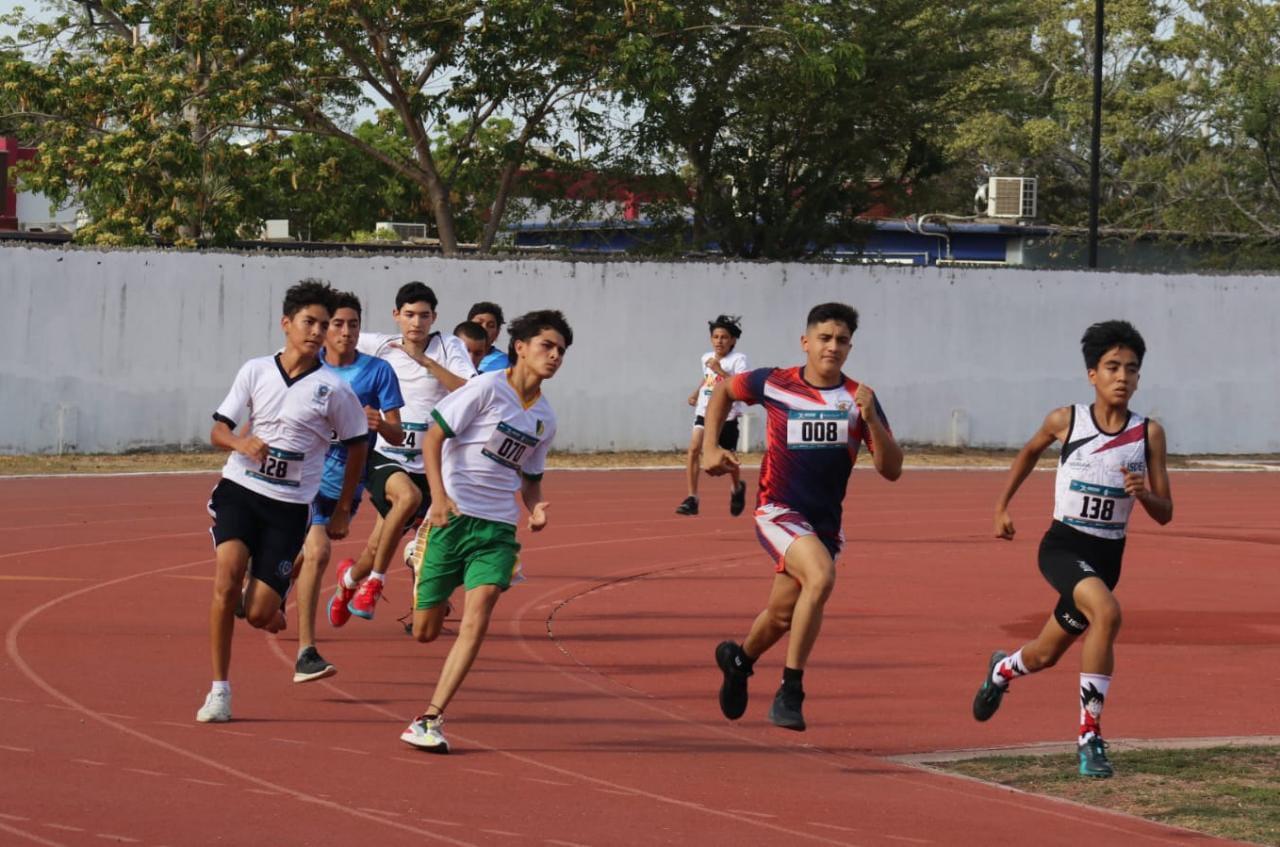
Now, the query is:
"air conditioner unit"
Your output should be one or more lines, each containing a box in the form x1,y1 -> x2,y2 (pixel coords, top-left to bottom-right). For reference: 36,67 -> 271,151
376,221 -> 428,240
986,177 -> 1037,219
262,219 -> 290,239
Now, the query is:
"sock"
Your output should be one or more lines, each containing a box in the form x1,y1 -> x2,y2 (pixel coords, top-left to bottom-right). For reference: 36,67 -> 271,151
341,569 -> 359,589
782,666 -> 804,689
211,680 -> 230,695
1079,673 -> 1111,743
368,571 -> 387,584
991,649 -> 1030,688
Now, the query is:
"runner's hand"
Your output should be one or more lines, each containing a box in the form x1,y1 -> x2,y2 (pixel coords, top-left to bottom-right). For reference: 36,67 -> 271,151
1123,471 -> 1148,500
528,502 -> 550,532
238,434 -> 268,464
364,405 -> 382,431
994,509 -> 1016,540
854,384 -> 878,424
702,446 -> 740,476
327,506 -> 351,540
427,497 -> 459,528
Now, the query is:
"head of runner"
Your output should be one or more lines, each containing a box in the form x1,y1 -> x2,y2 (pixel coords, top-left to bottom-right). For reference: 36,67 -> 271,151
801,302 -> 858,388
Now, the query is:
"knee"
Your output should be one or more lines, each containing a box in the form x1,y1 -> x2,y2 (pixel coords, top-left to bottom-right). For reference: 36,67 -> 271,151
803,572 -> 835,603
246,608 -> 276,629
413,627 -> 438,644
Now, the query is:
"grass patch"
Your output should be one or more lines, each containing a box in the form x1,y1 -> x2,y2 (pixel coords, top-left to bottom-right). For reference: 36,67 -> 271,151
941,745 -> 1280,845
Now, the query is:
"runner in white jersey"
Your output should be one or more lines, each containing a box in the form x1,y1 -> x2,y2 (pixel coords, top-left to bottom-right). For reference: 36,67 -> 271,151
973,320 -> 1173,779
199,280 -> 368,724
398,309 -> 572,754
328,281 -> 477,626
676,315 -> 750,517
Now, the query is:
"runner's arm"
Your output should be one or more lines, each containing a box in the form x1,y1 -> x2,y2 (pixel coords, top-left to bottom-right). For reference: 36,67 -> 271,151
994,406 -> 1071,539
1128,419 -> 1173,524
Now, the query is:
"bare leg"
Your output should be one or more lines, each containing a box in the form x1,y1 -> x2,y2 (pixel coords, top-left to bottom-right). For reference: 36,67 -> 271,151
1072,578 -> 1122,675
349,515 -> 384,583
685,429 -> 702,498
1018,614 -> 1080,672
422,586 -> 502,715
353,474 -> 420,580
210,541 -> 250,681
742,572 -> 801,659
293,525 -> 331,650
777,536 -> 836,670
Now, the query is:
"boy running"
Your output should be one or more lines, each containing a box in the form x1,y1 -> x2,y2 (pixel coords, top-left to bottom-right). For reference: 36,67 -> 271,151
703,303 -> 902,732
200,279 -> 368,722
290,291 -> 404,683
676,315 -> 749,517
400,310 -> 573,753
972,320 -> 1173,778
327,282 -> 476,626
467,301 -> 511,373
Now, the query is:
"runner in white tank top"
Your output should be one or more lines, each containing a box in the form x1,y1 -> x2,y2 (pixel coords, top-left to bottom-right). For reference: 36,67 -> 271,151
973,321 -> 1173,779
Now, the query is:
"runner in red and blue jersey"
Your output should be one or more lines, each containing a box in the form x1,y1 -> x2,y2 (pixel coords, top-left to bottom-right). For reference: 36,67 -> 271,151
702,303 -> 903,731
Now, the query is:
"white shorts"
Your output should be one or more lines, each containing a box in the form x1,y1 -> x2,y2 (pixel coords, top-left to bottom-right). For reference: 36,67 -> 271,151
753,503 -> 843,572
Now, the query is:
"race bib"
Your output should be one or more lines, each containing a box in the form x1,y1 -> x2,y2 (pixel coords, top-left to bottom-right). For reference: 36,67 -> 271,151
384,421 -> 427,458
1063,479 -> 1133,530
247,446 -> 305,488
482,421 -> 539,470
786,410 -> 849,449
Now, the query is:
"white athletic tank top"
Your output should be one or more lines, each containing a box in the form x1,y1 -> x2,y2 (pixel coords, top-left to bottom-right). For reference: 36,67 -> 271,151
1053,404 -> 1148,540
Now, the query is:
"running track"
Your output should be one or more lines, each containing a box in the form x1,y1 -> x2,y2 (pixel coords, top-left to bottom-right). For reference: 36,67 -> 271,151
1,469 -> 1276,846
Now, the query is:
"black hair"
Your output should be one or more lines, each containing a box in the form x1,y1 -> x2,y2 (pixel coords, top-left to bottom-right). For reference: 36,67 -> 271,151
708,314 -> 743,339
453,320 -> 488,342
283,278 -> 338,318
395,281 -> 438,311
467,301 -> 505,325
806,302 -> 859,334
1081,320 -> 1145,369
506,309 -> 574,360
333,290 -> 363,318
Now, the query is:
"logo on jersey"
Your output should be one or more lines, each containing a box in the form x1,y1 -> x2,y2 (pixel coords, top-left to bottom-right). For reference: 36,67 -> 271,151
313,384 -> 331,403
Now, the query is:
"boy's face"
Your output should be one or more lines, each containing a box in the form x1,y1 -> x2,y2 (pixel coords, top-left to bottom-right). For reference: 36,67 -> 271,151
472,312 -> 501,345
515,329 -> 567,380
710,327 -> 736,357
327,307 -> 361,356
394,300 -> 436,341
281,304 -> 330,357
800,319 -> 852,379
458,333 -> 487,369
1088,345 -> 1141,405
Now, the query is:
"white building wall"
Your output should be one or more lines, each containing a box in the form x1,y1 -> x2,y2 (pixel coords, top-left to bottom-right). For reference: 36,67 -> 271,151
1,244 -> 1277,454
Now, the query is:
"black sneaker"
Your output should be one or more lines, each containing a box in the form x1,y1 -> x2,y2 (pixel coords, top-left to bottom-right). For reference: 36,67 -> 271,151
768,685 -> 806,731
675,496 -> 699,516
292,646 -> 337,683
729,481 -> 746,516
972,650 -> 1009,722
714,641 -> 752,720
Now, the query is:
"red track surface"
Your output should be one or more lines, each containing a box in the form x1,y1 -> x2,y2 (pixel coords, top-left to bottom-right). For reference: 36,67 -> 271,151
1,469 -> 1276,846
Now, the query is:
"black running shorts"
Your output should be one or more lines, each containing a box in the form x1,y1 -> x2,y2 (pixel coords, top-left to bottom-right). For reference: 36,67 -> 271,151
208,478 -> 309,599
693,416 -> 740,451
1037,520 -> 1125,635
366,450 -> 430,530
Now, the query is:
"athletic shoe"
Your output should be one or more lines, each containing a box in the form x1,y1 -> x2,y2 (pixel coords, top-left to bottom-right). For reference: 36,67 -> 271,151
401,714 -> 450,753
972,650 -> 1009,722
729,481 -> 747,517
1078,736 -> 1114,778
714,640 -> 752,720
675,496 -> 699,516
292,646 -> 337,683
328,559 -> 357,628
196,690 -> 231,723
768,685 -> 806,731
348,577 -> 384,620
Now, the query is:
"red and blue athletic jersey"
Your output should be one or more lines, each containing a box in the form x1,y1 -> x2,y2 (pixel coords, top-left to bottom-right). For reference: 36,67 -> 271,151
731,366 -> 889,544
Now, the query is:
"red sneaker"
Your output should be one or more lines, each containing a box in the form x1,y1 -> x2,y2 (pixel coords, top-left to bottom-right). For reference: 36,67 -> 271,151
348,576 -> 384,620
328,559 -> 357,628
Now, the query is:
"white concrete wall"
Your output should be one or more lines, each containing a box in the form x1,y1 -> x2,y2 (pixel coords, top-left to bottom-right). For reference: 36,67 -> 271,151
2,244 -> 1277,454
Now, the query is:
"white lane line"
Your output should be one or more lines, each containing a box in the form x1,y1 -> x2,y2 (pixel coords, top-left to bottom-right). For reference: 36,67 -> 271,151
522,777 -> 571,787
44,824 -> 83,832
0,820 -> 65,846
182,778 -> 223,787
0,745 -> 34,753
73,759 -> 106,766
124,768 -> 165,777
479,830 -> 522,838
329,746 -> 371,756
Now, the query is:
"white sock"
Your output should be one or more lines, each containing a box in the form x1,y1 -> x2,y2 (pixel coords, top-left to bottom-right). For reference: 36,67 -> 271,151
991,649 -> 1029,688
1079,673 -> 1111,743
341,569 -> 359,589
368,571 -> 386,584
211,681 -> 230,695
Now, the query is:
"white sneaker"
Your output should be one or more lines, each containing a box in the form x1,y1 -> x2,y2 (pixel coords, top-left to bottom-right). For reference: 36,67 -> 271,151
400,714 -> 449,753
196,690 -> 231,723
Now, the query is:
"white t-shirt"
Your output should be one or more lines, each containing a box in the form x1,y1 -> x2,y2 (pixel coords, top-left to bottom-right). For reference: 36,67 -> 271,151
431,370 -> 557,526
215,354 -> 367,504
694,350 -> 748,420
358,331 -> 477,472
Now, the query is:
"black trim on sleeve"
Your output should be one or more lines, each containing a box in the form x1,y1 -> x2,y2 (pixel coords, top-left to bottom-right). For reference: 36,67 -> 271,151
522,472 -> 544,483
212,413 -> 237,428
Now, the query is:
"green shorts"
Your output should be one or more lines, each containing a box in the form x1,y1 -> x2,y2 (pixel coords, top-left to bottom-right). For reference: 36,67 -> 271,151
414,514 -> 520,610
